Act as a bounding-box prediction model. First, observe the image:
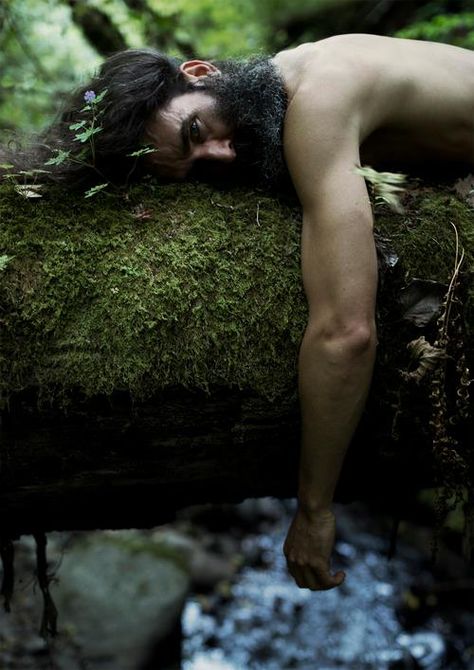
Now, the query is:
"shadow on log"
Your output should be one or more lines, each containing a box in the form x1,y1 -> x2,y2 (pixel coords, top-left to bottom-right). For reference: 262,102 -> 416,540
0,178 -> 473,535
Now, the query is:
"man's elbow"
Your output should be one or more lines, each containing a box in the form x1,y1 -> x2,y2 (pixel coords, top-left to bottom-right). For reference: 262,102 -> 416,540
304,319 -> 377,361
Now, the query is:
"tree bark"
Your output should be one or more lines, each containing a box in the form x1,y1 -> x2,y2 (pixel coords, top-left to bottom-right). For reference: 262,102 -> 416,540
66,0 -> 127,57
0,179 -> 472,535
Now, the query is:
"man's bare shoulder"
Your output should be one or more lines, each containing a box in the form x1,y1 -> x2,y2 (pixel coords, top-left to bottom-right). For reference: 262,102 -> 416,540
273,35 -> 370,101
275,34 -> 474,160
275,33 -> 474,100
273,34 -> 393,136
275,37 -> 371,157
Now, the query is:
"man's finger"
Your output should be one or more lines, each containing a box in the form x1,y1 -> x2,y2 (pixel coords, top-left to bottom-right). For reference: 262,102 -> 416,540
288,560 -> 322,590
297,563 -> 344,591
333,570 -> 346,585
286,555 -> 346,591
300,566 -> 320,590
311,566 -> 346,591
287,561 -> 335,591
288,563 -> 305,589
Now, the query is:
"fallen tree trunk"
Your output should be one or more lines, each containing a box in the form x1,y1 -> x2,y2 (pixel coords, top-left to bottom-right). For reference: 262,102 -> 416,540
0,179 -> 473,535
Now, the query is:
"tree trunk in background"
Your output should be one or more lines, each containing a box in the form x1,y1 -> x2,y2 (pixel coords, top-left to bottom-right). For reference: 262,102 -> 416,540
120,0 -> 195,56
66,0 -> 127,56
0,178 -> 472,535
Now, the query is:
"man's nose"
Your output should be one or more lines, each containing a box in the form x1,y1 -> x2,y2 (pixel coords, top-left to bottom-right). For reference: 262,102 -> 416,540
197,138 -> 236,163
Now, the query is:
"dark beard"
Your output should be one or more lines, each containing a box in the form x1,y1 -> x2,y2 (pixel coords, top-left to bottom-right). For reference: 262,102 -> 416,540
188,57 -> 289,191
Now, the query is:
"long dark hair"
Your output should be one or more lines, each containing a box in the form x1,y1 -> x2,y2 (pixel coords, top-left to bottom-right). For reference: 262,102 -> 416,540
0,49 -> 188,189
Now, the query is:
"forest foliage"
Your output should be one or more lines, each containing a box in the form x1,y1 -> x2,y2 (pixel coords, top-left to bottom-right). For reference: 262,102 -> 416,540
1,0 -> 473,136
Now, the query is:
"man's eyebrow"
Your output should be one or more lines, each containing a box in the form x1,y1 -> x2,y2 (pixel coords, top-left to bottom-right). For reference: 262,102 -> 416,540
180,117 -> 191,158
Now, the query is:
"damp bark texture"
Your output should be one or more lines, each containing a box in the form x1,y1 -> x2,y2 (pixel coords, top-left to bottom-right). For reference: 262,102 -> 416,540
0,179 -> 473,535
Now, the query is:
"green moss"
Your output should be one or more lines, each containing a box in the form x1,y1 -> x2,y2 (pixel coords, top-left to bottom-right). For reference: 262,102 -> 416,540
1,181 -> 473,406
0,182 -> 305,404
375,189 -> 474,346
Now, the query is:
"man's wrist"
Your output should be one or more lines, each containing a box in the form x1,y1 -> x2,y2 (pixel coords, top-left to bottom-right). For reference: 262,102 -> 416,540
297,495 -> 334,521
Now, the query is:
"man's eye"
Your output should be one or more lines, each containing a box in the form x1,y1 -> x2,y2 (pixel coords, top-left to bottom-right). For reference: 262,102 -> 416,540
190,119 -> 201,142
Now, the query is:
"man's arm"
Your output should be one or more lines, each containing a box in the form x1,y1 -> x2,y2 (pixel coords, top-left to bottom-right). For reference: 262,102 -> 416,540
282,89 -> 378,590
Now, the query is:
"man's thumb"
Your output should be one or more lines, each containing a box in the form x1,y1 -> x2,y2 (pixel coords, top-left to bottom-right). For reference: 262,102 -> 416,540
333,570 -> 345,585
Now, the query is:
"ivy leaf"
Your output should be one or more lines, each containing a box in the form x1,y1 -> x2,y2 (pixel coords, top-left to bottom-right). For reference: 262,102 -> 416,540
84,183 -> 108,198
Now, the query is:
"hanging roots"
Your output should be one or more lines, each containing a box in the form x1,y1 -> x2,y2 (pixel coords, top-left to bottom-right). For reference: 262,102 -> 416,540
0,536 -> 15,612
34,532 -> 58,638
426,223 -> 471,559
397,223 -> 472,561
0,532 -> 59,636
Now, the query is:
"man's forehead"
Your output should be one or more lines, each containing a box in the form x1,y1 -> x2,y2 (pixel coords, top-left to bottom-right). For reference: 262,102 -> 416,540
152,90 -> 214,126
147,106 -> 182,147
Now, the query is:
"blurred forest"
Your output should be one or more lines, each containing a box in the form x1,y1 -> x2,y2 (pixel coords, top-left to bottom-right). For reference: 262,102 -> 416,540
1,0 -> 474,135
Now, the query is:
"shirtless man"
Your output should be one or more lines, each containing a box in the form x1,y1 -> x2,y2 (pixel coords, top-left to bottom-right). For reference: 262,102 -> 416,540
139,34 -> 474,591
10,33 -> 473,591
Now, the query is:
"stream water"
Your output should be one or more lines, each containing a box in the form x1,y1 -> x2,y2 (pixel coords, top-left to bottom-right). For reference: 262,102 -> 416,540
0,500 -> 472,669
182,500 -> 474,670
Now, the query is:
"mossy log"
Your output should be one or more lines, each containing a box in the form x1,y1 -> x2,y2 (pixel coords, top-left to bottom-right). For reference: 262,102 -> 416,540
0,179 -> 473,535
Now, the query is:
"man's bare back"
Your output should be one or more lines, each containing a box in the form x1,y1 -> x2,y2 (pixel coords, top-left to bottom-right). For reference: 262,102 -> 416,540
274,34 -> 474,169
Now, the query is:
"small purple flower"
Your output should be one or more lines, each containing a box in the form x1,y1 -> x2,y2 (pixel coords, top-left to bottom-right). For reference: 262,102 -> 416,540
84,90 -> 96,103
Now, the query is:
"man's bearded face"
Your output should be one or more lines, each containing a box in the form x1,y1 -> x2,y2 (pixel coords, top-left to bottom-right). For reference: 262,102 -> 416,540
145,58 -> 288,189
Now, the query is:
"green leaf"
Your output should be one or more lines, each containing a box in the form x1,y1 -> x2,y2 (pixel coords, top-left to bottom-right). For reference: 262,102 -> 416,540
0,163 -> 14,170
74,126 -> 102,143
94,88 -> 108,105
69,120 -> 87,131
45,149 -> 71,166
84,182 -> 108,198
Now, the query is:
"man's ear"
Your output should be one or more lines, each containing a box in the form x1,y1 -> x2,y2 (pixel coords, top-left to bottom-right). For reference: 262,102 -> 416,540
179,60 -> 221,83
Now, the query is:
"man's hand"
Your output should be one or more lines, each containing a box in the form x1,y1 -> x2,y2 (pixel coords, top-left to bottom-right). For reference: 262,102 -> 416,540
283,505 -> 345,591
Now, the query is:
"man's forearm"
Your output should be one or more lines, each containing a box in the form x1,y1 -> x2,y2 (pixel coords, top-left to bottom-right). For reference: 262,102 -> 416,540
297,326 -> 376,515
